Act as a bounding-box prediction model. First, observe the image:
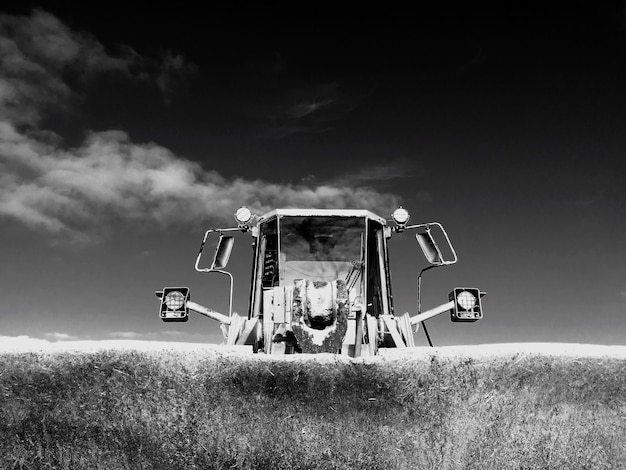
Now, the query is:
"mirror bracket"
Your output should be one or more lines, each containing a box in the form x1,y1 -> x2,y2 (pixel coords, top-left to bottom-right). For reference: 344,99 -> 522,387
194,227 -> 243,318
194,227 -> 244,273
397,222 -> 458,266
398,221 -> 458,347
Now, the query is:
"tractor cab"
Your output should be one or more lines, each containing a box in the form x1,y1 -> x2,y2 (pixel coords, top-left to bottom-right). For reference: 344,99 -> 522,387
155,207 -> 485,356
251,210 -> 391,355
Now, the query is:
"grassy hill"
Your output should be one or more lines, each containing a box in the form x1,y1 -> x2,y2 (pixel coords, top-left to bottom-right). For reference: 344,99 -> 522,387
0,343 -> 624,469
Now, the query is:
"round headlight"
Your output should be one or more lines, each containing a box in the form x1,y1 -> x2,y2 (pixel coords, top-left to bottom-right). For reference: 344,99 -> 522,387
392,206 -> 410,225
456,291 -> 477,310
164,291 -> 185,310
235,206 -> 253,225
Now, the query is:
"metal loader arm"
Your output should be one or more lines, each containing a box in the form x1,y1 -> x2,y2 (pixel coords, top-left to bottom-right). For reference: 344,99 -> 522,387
187,300 -> 232,324
409,301 -> 455,326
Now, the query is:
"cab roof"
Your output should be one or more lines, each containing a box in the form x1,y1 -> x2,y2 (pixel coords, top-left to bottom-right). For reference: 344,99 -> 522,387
257,209 -> 388,225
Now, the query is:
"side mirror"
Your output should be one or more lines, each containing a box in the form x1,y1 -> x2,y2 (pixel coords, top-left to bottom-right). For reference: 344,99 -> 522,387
210,235 -> 234,270
415,223 -> 457,266
416,232 -> 443,264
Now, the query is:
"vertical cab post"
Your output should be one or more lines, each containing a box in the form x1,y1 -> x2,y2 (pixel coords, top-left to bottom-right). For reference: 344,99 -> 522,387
252,235 -> 267,320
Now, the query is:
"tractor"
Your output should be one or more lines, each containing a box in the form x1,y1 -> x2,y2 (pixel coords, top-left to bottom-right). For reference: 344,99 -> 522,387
155,206 -> 485,356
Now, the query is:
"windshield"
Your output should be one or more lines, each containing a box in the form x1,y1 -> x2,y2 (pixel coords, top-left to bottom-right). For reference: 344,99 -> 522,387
279,216 -> 365,285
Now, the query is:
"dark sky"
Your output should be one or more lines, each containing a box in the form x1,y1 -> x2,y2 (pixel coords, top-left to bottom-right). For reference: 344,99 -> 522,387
1,4 -> 625,346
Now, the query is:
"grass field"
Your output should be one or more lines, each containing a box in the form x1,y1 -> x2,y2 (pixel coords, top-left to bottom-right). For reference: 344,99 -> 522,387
0,342 -> 624,469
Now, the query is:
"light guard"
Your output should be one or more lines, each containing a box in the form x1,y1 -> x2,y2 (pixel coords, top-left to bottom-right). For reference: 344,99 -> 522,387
449,287 -> 483,322
159,287 -> 190,322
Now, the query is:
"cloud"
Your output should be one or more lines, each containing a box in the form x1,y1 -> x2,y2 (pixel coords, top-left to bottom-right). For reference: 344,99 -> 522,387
0,125 -> 399,241
0,9 -> 193,125
0,335 -> 52,351
156,52 -> 197,104
0,10 -> 400,243
44,331 -> 79,341
0,10 -> 125,125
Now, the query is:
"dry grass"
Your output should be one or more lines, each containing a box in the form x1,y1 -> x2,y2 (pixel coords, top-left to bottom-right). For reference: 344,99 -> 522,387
0,345 -> 624,469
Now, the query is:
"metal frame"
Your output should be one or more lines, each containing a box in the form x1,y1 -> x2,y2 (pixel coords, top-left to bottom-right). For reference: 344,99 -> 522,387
258,208 -> 387,225
402,222 -> 458,266
194,227 -> 244,318
392,221 -> 458,347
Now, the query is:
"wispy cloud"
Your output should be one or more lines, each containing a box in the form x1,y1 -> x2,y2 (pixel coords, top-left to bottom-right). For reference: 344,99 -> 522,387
237,53 -> 377,138
108,330 -> 219,343
333,161 -> 419,185
240,81 -> 348,138
0,10 -> 400,243
276,82 -> 352,123
108,331 -> 144,340
156,52 -> 197,104
331,160 -> 429,202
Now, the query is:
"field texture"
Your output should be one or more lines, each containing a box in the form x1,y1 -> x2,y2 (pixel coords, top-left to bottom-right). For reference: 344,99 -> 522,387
0,342 -> 624,469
